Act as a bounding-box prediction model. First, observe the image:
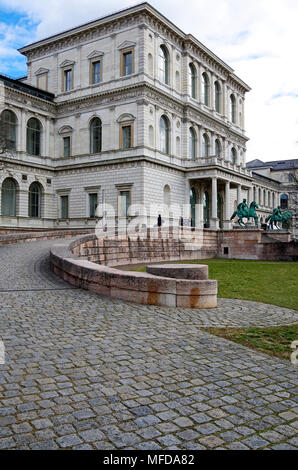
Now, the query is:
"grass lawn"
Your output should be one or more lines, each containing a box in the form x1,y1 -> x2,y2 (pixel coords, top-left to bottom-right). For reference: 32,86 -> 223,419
131,259 -> 298,360
204,325 -> 298,361
131,259 -> 298,310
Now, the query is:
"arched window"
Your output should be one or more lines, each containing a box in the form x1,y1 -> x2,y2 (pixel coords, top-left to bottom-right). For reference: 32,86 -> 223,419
189,63 -> 196,98
1,110 -> 17,150
27,118 -> 41,155
280,194 -> 288,209
268,192 -> 271,207
176,136 -> 181,156
215,139 -> 221,157
230,147 -> 237,164
175,71 -> 180,92
189,127 -> 196,159
263,189 -> 266,206
202,133 -> 209,157
163,185 -> 171,206
149,125 -> 154,147
214,81 -> 221,113
201,72 -> 209,106
29,182 -> 42,218
160,115 -> 170,154
272,193 -> 275,207
148,53 -> 153,76
159,45 -> 169,85
1,178 -> 17,216
90,117 -> 102,153
230,94 -> 236,123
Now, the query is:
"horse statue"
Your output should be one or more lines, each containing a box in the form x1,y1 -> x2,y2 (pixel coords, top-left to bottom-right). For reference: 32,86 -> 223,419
265,206 -> 293,230
230,199 -> 259,227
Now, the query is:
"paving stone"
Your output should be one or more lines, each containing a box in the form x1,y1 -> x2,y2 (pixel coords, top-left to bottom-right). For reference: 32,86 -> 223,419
56,434 -> 83,448
79,429 -> 105,442
0,239 -> 297,451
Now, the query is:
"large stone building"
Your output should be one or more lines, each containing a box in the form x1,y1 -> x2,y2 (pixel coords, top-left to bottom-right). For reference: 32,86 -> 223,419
247,159 -> 298,237
0,2 -> 294,234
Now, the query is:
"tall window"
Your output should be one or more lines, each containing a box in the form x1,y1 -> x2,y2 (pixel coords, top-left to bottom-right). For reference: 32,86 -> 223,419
203,191 -> 210,228
160,115 -> 170,154
159,45 -> 169,85
92,61 -> 101,84
64,69 -> 72,91
201,72 -> 209,106
89,193 -> 98,218
280,194 -> 288,209
215,139 -> 221,157
230,94 -> 236,123
1,110 -> 17,150
90,117 -> 102,153
163,185 -> 171,206
214,81 -> 221,113
230,147 -> 237,164
1,178 -> 17,216
60,195 -> 69,219
27,118 -> 41,156
202,133 -> 209,157
119,190 -> 130,217
189,127 -> 196,159
189,63 -> 196,98
63,136 -> 71,157
29,182 -> 41,218
120,124 -> 132,149
122,51 -> 133,76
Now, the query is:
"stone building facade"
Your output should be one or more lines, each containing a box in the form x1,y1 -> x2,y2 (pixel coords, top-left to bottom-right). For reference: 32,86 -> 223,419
0,2 -> 292,233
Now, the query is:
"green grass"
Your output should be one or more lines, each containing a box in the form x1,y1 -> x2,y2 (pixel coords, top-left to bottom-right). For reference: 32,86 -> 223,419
131,259 -> 298,310
204,325 -> 298,361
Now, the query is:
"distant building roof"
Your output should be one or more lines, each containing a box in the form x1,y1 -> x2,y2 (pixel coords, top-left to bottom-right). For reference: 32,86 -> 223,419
0,73 -> 55,102
247,158 -> 298,171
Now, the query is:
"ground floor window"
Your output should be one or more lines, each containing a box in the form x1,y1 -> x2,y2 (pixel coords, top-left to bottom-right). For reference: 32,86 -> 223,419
89,193 -> 98,218
1,178 -> 17,216
118,190 -> 130,217
29,182 -> 42,218
60,195 -> 69,219
203,191 -> 210,228
280,194 -> 288,209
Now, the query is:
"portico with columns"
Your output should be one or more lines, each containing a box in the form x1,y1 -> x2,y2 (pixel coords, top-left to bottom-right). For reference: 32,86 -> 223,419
186,167 -> 254,230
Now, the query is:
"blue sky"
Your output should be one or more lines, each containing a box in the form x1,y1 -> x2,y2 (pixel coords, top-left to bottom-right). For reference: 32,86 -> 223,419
0,0 -> 297,161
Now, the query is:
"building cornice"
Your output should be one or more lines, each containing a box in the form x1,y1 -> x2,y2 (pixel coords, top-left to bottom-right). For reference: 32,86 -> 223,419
18,3 -> 250,93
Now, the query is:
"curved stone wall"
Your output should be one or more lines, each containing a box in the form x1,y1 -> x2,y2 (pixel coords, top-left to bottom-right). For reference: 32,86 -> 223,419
50,230 -> 218,308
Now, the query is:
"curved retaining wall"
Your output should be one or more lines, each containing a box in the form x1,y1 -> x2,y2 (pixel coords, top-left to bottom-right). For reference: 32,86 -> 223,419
50,231 -> 218,308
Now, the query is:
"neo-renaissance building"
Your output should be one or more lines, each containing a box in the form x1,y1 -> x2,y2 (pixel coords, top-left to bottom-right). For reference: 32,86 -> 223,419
0,2 -> 296,234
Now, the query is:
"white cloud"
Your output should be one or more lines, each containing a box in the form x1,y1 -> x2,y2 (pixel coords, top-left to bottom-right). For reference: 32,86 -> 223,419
0,0 -> 297,161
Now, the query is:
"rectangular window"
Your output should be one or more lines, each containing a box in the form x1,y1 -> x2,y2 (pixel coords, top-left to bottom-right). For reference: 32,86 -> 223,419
89,193 -> 98,218
63,136 -> 71,157
37,73 -> 48,91
92,61 -> 101,84
121,125 -> 132,149
61,195 -> 69,219
121,49 -> 134,77
119,191 -> 130,217
64,69 -> 72,91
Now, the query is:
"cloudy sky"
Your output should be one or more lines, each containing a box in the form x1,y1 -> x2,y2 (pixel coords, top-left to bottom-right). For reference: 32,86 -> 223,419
0,0 -> 297,162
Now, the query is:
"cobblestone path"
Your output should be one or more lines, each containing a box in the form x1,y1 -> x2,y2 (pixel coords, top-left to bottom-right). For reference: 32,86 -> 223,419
0,240 -> 297,450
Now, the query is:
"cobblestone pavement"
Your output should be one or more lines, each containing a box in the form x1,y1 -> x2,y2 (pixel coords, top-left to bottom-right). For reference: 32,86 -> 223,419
0,240 -> 297,450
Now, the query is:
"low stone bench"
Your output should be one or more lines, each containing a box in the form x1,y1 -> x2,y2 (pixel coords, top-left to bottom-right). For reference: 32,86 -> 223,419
50,235 -> 218,309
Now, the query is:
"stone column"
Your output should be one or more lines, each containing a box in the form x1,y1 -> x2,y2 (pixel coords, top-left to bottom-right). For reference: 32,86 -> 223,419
237,184 -> 242,205
184,178 -> 191,224
210,177 -> 218,229
197,185 -> 204,229
223,180 -> 232,229
248,186 -> 253,204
